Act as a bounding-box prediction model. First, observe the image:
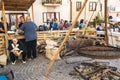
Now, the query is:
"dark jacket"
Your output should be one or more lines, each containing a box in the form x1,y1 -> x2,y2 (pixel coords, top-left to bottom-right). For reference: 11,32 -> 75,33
8,41 -> 25,52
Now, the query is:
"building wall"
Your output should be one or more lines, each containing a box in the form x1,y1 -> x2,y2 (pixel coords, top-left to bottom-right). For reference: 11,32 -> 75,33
108,0 -> 120,18
1,0 -> 119,27
71,0 -> 105,22
28,0 -> 70,26
0,0 -> 70,26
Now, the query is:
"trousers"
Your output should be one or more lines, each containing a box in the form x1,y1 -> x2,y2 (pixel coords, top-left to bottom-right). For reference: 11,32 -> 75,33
26,39 -> 37,59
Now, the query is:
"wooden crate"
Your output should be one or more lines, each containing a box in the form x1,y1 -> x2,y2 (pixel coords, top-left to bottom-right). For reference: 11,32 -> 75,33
0,34 -> 5,55
37,30 -> 97,41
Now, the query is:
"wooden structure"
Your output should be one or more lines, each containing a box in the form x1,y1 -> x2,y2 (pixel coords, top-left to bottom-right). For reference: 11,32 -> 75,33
0,0 -> 35,11
0,0 -> 35,65
0,34 -> 5,55
37,30 -> 97,41
104,0 -> 109,45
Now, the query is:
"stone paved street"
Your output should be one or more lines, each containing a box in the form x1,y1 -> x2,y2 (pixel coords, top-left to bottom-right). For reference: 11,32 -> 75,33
7,54 -> 77,80
6,53 -> 120,80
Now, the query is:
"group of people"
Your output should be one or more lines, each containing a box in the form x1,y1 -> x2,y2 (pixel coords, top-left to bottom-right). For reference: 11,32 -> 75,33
79,19 -> 99,31
6,16 -> 37,64
108,22 -> 120,32
40,18 -> 103,31
39,19 -> 72,31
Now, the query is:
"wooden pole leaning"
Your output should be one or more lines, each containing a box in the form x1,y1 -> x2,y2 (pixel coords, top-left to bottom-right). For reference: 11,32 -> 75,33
45,0 -> 88,77
2,1 -> 8,54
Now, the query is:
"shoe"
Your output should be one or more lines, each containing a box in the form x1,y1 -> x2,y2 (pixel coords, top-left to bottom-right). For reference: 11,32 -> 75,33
28,58 -> 31,61
12,61 -> 16,65
22,60 -> 26,64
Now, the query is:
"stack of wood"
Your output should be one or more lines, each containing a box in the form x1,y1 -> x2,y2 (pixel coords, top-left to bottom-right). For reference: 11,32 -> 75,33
45,37 -> 77,59
0,34 -> 7,65
37,37 -> 75,58
66,38 -> 94,49
69,62 -> 120,80
37,40 -> 46,54
49,37 -> 78,57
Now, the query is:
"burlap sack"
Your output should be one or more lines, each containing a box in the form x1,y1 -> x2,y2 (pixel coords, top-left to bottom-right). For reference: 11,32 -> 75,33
0,54 -> 7,65
45,47 -> 61,60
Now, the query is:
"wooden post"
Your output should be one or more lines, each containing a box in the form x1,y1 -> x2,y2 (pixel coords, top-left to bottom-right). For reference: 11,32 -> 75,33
45,0 -> 88,77
2,1 -> 8,55
32,4 -> 34,22
105,0 -> 109,45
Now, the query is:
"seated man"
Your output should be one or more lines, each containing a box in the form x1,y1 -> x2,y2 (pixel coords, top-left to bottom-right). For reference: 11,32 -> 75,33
8,38 -> 26,64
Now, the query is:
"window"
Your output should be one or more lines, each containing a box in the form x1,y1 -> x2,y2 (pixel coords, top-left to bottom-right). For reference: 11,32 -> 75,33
89,2 -> 97,11
76,1 -> 82,11
109,5 -> 115,11
100,3 -> 102,11
9,13 -> 26,27
42,12 -> 60,23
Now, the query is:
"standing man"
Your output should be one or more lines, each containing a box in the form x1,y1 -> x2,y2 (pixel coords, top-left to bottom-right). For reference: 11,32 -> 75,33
20,16 -> 37,59
0,17 -> 9,33
18,16 -> 25,28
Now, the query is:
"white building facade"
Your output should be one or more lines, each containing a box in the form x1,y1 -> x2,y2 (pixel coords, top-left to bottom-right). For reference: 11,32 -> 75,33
0,0 -> 119,27
28,0 -> 70,26
71,0 -> 105,22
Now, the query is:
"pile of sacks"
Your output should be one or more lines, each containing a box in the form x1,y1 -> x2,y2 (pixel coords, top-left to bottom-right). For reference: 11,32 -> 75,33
45,39 -> 61,60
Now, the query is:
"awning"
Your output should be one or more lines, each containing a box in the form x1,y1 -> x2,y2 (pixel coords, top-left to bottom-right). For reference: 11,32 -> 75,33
0,0 -> 36,11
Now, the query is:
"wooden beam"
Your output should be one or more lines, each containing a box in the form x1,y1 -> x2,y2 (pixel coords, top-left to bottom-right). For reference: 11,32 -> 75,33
0,7 -> 29,11
2,1 -> 7,33
32,4 -> 34,22
104,0 -> 109,45
2,1 -> 8,55
4,3 -> 33,6
3,0 -> 35,3
45,0 -> 88,77
0,0 -> 35,11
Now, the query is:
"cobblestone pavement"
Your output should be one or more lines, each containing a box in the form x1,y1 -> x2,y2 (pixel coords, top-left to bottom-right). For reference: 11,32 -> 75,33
6,54 -> 120,80
7,54 -> 77,80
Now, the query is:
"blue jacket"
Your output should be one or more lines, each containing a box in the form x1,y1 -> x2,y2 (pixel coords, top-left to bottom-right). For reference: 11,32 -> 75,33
20,21 -> 37,41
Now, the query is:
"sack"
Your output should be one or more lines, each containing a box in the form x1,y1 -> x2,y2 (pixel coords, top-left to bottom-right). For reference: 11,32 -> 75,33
45,47 -> 61,60
0,54 -> 7,66
0,76 -> 8,80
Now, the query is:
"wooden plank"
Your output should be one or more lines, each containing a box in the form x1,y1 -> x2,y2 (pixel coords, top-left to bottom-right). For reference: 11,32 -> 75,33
32,4 -> 34,22
0,0 -> 35,11
104,0 -> 109,45
2,1 -> 8,55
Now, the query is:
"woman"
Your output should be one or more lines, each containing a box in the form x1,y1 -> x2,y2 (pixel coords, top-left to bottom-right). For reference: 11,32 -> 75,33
79,19 -> 85,29
8,38 -> 26,64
